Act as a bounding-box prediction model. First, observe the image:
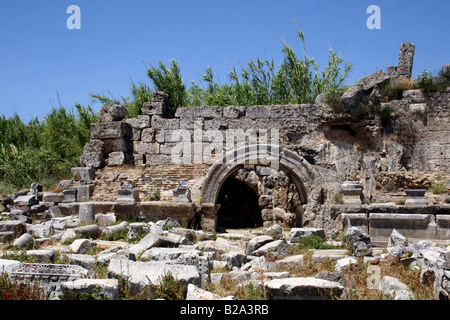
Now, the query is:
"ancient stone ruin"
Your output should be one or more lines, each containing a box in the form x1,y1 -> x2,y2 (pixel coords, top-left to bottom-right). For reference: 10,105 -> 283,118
0,43 -> 449,301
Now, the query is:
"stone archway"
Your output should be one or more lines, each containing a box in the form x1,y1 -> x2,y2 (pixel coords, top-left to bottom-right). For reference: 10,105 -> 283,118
199,144 -> 317,231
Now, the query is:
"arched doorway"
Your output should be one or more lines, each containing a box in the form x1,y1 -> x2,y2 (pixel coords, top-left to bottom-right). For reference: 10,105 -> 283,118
199,144 -> 317,231
216,177 -> 263,230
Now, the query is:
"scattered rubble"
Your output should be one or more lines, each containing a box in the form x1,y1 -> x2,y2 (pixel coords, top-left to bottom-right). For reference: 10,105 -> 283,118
0,208 -> 449,300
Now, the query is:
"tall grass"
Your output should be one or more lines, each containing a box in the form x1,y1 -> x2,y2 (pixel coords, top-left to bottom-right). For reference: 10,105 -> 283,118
0,104 -> 97,195
91,28 -> 352,117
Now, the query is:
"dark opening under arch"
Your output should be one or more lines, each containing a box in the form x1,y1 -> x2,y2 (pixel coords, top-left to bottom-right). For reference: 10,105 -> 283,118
216,177 -> 263,230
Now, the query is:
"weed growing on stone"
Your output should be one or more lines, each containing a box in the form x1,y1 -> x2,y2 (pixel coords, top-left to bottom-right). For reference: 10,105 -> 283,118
430,181 -> 446,194
151,273 -> 186,300
292,235 -> 341,254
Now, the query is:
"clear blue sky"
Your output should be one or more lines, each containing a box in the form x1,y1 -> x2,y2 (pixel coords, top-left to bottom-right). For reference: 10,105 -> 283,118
0,0 -> 449,122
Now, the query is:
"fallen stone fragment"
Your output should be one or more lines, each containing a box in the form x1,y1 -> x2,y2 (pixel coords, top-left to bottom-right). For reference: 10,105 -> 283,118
66,254 -> 96,270
252,239 -> 289,259
107,259 -> 200,296
70,239 -> 96,254
346,227 -> 372,257
286,227 -> 325,244
61,278 -> 120,300
264,277 -> 345,300
96,246 -> 132,266
379,275 -> 415,300
388,229 -> 408,247
186,283 -> 234,300
13,233 -> 34,249
26,249 -> 55,263
245,235 -> 273,255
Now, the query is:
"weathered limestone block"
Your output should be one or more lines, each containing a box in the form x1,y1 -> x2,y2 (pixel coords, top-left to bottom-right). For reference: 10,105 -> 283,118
98,104 -> 127,122
246,235 -> 273,255
186,284 -> 230,300
142,247 -> 211,285
245,105 -> 270,119
334,257 -> 358,272
142,92 -> 169,117
340,85 -> 364,107
403,89 -> 425,103
80,151 -> 105,169
108,152 -> 133,166
0,220 -> 25,234
358,70 -> 390,91
264,224 -> 283,239
397,42 -> 415,79
26,249 -> 55,263
388,229 -> 409,247
125,115 -> 151,141
286,228 -> 326,244
77,184 -> 94,202
96,246 -> 132,266
223,106 -> 246,119
198,106 -> 223,119
90,122 -> 131,140
380,276 -> 415,300
175,106 -> 223,119
107,259 -> 200,296
70,239 -> 97,254
221,251 -> 246,268
170,227 -> 197,243
96,213 -> 116,227
79,203 -> 95,224
63,189 -> 77,203
133,154 -> 145,166
345,226 -> 372,257
0,259 -> 21,273
83,139 -> 105,154
71,167 -> 95,185
369,213 -> 434,245
140,128 -> 155,143
13,233 -> 34,249
264,277 -> 344,300
125,114 -> 151,129
151,116 -> 180,130
341,181 -> 363,205
409,103 -> 426,115
14,195 -> 38,207
134,141 -> 160,155
252,239 -> 289,259
61,278 -> 120,300
42,192 -> 64,203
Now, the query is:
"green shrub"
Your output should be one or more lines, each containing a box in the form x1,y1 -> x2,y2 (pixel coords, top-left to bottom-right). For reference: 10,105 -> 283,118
413,69 -> 450,94
430,182 -> 446,194
152,273 -> 186,300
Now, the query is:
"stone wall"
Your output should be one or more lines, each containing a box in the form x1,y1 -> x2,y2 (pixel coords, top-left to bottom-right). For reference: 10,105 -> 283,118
70,43 -> 449,234
79,83 -> 450,203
